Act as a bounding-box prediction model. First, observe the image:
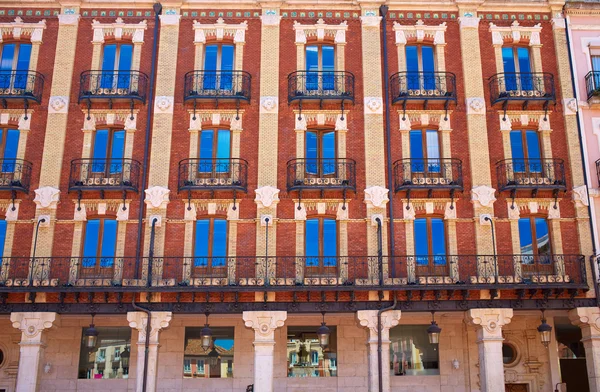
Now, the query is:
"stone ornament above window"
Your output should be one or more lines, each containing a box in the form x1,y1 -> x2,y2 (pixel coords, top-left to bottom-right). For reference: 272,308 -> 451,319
489,21 -> 542,47
193,18 -> 248,44
0,17 -> 46,43
188,111 -> 243,131
91,18 -> 147,44
81,109 -> 139,131
293,19 -> 348,45
393,20 -> 446,46
498,113 -> 552,132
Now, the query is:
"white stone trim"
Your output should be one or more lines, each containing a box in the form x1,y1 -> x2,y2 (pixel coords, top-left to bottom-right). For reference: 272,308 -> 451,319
261,10 -> 281,26
466,97 -> 485,115
193,18 -> 248,44
58,14 -> 80,25
489,21 -> 542,47
260,97 -> 278,114
393,20 -> 446,45
91,18 -> 147,44
154,96 -> 174,114
33,186 -> 60,210
48,96 -> 69,114
0,17 -> 46,43
458,16 -> 479,29
293,19 -> 348,45
364,97 -> 383,114
159,14 -> 181,26
144,186 -> 170,209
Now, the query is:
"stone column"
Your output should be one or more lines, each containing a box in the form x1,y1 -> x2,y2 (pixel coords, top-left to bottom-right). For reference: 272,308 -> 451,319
356,310 -> 401,392
243,311 -> 287,392
569,307 -> 600,392
466,309 -> 513,392
127,311 -> 172,392
10,312 -> 59,392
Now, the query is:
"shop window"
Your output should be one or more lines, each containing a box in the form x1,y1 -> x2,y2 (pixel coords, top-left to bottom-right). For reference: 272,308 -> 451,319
78,327 -> 131,379
183,327 -> 234,378
287,326 -> 337,378
390,325 -> 440,376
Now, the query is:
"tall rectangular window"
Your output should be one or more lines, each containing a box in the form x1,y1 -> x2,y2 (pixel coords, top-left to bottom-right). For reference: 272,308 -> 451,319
0,220 -> 7,260
81,219 -> 117,277
198,129 -> 231,174
183,327 -> 234,378
287,326 -> 337,378
591,48 -> 600,88
390,325 -> 440,376
305,218 -> 337,276
0,43 -> 31,89
306,45 -> 335,90
409,129 -> 440,173
204,44 -> 234,90
101,44 -> 133,89
518,217 -> 551,256
78,327 -> 131,379
406,45 -> 435,90
0,129 -> 19,173
414,217 -> 447,272
305,130 -> 335,176
502,47 -> 532,90
193,219 -> 227,275
510,130 -> 541,173
91,130 -> 125,174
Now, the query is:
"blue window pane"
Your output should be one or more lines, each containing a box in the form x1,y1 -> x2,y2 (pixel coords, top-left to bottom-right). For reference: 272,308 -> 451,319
117,44 -> 133,88
502,48 -> 517,90
220,45 -> 234,89
517,47 -> 531,73
431,218 -> 446,265
426,130 -> 440,173
15,44 -> 31,89
414,218 -> 428,265
410,130 -> 424,172
593,56 -> 600,72
194,220 -> 209,266
526,130 -> 541,173
101,45 -> 116,88
510,131 -> 525,173
518,218 -> 533,255
199,130 -> 214,173
0,44 -> 15,71
109,131 -> 125,174
305,219 -> 319,266
204,45 -> 218,89
212,219 -> 227,266
535,218 -> 550,255
306,46 -> 319,90
216,130 -> 231,173
2,129 -> 19,173
323,219 -> 337,267
422,46 -> 435,89
100,220 -> 117,267
406,46 -> 419,90
0,220 -> 7,259
92,130 -> 109,172
322,46 -> 335,90
306,132 -> 318,174
83,220 -> 100,266
322,132 -> 335,175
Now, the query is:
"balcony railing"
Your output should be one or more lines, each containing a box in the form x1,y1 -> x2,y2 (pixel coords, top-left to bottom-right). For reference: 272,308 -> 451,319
488,72 -> 555,107
68,159 -> 141,193
0,70 -> 44,104
496,159 -> 566,193
390,71 -> 456,105
393,158 -> 463,193
0,255 -> 585,289
79,70 -> 149,103
286,158 -> 356,192
0,159 -> 32,193
585,71 -> 600,101
288,71 -> 354,103
178,158 -> 248,193
184,70 -> 251,102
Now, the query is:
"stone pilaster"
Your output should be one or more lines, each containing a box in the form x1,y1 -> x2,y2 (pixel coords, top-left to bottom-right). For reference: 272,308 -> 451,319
466,308 -> 513,392
243,311 -> 287,392
10,312 -> 59,392
127,311 -> 172,392
569,307 -> 600,392
356,310 -> 401,392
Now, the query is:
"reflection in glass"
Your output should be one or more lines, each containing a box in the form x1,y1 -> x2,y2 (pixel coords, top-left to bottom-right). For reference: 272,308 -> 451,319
390,325 -> 440,376
184,327 -> 234,378
78,327 -> 131,379
287,326 -> 337,378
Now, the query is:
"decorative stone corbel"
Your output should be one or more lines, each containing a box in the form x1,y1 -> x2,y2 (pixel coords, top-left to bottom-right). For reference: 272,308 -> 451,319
33,187 -> 60,209
336,203 -> 348,220
144,186 -> 170,209
466,308 -> 513,339
573,185 -> 590,208
471,185 -> 496,209
227,203 -> 239,220
74,204 -> 87,221
255,186 -> 280,208
242,311 -> 287,340
127,311 -> 172,344
116,202 -> 130,221
364,186 -> 389,209
294,203 -> 306,221
403,203 -> 415,220
11,312 -> 59,343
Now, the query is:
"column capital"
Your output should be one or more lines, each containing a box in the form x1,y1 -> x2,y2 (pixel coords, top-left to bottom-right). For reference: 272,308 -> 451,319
466,308 -> 513,339
357,310 -> 401,342
11,312 -> 59,344
127,311 -> 172,345
569,307 -> 600,337
243,311 -> 287,342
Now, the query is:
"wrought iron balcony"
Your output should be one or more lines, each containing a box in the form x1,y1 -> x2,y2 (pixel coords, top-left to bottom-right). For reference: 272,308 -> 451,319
184,70 -> 251,103
585,71 -> 600,101
68,159 -> 141,193
79,70 -> 149,104
488,72 -> 555,109
288,71 -> 354,104
286,158 -> 356,192
496,159 -> 566,194
393,158 -> 463,194
0,70 -> 44,105
0,254 -> 586,290
390,71 -> 456,107
0,159 -> 32,194
178,158 -> 248,193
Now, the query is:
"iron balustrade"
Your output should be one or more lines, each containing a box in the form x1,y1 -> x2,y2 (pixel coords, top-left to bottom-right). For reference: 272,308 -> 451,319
488,72 -> 555,106
79,70 -> 149,103
69,159 -> 141,193
0,159 -> 32,193
184,70 -> 251,102
286,158 -> 356,191
389,71 -> 456,105
0,255 -> 586,289
0,70 -> 44,104
288,71 -> 355,103
393,158 -> 463,192
496,158 -> 566,192
178,158 -> 248,193
585,71 -> 600,100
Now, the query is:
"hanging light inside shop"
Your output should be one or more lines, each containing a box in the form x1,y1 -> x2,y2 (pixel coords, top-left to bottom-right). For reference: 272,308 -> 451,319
317,312 -> 331,348
537,310 -> 552,348
120,345 -> 130,369
201,312 -> 213,351
427,312 -> 442,345
84,314 -> 99,349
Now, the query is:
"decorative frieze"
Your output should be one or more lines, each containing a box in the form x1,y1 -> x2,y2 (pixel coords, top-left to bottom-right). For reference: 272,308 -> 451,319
193,18 -> 248,44
91,18 -> 147,43
294,19 -> 348,44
